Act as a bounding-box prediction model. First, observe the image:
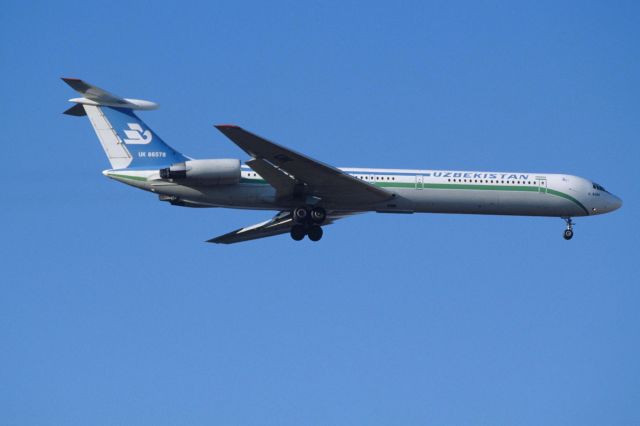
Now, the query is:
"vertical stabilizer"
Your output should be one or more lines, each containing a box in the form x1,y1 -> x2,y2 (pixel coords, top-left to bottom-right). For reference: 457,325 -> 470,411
62,78 -> 188,169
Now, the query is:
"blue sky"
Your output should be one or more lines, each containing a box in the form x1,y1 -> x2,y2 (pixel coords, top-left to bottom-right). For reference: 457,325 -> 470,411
1,1 -> 639,424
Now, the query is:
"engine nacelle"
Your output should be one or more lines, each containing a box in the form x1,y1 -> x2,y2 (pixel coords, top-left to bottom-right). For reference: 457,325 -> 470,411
160,159 -> 241,185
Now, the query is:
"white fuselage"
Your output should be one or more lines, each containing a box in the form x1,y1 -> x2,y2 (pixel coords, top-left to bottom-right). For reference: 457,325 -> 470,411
104,165 -> 622,218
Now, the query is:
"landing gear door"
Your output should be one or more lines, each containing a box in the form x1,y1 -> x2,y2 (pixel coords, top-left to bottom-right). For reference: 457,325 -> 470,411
537,178 -> 548,194
415,174 -> 424,190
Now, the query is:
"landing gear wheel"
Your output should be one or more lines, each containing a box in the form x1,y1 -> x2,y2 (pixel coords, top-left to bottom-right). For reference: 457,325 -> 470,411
290,224 -> 306,241
562,217 -> 574,241
307,225 -> 323,242
310,207 -> 327,224
293,207 -> 309,224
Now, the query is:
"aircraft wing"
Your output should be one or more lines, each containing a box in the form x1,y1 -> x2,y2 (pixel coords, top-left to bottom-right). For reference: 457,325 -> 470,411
208,210 -> 358,244
245,157 -> 297,199
215,125 -> 392,204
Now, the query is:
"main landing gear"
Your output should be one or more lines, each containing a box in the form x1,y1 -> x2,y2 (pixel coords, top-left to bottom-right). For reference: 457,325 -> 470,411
290,207 -> 326,242
562,217 -> 574,240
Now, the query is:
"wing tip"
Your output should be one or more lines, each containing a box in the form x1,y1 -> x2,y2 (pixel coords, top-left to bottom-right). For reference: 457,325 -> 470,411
215,124 -> 240,130
205,238 -> 224,244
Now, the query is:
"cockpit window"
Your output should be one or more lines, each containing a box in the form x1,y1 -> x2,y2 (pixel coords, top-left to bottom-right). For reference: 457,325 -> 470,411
592,183 -> 607,192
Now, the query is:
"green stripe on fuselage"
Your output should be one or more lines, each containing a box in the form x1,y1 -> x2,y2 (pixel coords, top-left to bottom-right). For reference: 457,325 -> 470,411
239,177 -> 588,214
377,181 -> 589,214
240,177 -> 268,184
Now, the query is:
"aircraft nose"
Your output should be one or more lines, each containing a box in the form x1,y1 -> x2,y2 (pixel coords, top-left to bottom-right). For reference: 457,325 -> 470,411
610,194 -> 623,211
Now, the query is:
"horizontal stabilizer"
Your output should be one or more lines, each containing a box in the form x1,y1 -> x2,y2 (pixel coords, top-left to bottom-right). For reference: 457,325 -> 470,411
62,103 -> 86,116
61,77 -> 159,110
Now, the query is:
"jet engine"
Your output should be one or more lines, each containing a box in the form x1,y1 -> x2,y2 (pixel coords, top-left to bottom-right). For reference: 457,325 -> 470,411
160,159 -> 241,185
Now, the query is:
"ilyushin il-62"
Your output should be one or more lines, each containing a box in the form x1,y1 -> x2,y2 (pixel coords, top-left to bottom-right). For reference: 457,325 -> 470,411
63,78 -> 622,243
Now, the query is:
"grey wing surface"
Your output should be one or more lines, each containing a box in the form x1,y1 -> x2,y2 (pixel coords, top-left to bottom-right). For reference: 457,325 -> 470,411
215,125 -> 392,205
208,211 -> 359,244
62,78 -> 130,106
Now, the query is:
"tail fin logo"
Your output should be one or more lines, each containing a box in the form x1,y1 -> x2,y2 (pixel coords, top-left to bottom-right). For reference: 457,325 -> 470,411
123,123 -> 153,144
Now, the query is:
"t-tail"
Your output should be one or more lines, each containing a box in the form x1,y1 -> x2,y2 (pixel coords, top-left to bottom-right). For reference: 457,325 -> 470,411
62,78 -> 189,169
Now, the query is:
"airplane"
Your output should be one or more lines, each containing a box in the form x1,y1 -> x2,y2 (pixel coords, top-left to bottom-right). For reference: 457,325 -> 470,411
62,78 -> 622,244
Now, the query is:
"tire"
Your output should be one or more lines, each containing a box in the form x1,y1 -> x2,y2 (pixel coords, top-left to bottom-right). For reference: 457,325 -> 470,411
563,229 -> 574,240
307,225 -> 323,242
293,207 -> 309,223
310,207 -> 327,224
290,224 -> 306,241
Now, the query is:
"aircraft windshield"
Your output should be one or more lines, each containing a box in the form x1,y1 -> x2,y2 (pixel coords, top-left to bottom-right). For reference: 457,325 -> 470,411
592,182 -> 608,192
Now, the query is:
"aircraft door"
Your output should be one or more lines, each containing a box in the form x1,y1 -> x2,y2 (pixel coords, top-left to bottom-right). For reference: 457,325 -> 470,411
415,174 -> 424,190
537,178 -> 548,194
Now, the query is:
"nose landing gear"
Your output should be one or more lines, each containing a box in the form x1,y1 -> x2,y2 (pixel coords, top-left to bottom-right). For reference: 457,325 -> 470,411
562,217 -> 574,240
290,207 -> 326,241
